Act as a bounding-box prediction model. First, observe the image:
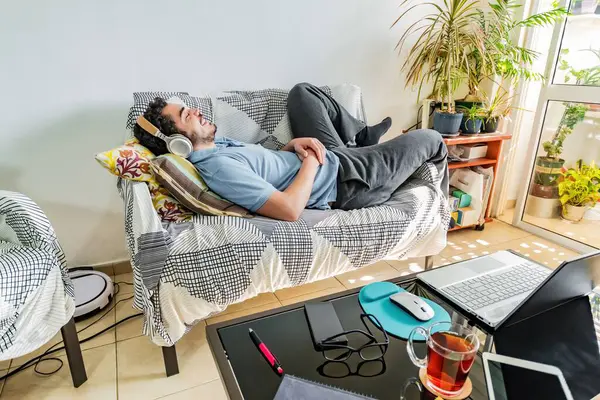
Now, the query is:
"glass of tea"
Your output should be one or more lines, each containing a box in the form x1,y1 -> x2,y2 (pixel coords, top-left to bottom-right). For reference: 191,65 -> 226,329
406,322 -> 479,396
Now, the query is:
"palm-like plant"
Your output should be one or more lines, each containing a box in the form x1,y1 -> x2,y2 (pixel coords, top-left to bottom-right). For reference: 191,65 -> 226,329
392,0 -> 491,113
465,0 -> 568,100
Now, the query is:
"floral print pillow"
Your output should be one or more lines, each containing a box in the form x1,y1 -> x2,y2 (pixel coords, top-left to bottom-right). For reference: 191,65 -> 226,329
95,141 -> 155,182
96,139 -> 193,222
147,179 -> 193,222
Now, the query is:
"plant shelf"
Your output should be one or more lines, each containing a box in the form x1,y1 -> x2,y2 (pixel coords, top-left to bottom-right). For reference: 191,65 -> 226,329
444,132 -> 512,232
449,158 -> 496,170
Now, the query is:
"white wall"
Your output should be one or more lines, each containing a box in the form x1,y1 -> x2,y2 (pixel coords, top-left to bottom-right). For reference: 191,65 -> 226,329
0,0 -> 428,266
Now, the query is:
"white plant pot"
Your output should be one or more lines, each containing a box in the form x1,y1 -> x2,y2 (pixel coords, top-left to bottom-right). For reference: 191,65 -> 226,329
561,204 -> 587,222
525,195 -> 560,219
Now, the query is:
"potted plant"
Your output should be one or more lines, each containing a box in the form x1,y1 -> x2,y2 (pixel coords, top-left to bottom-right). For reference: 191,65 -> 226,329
537,103 -> 588,184
526,48 -> 594,218
392,0 -> 489,136
527,102 -> 588,218
534,50 -> 596,175
558,160 -> 600,222
458,105 -> 485,135
458,1 -> 567,114
479,88 -> 515,133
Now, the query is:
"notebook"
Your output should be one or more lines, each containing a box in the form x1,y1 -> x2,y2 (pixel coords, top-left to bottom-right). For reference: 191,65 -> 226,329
273,375 -> 374,400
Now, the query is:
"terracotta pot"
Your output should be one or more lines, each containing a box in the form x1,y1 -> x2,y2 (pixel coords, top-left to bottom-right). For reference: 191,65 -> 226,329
588,103 -> 600,112
561,204 -> 588,222
529,183 -> 559,199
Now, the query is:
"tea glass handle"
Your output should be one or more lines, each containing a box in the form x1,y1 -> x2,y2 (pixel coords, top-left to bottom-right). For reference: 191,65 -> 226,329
407,327 -> 428,369
400,377 -> 423,400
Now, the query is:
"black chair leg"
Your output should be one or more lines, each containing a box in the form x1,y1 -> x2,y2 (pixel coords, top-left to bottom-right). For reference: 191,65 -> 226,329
162,345 -> 180,377
60,317 -> 87,387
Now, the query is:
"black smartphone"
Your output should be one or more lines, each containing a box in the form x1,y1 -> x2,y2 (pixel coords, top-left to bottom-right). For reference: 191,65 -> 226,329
304,302 -> 347,350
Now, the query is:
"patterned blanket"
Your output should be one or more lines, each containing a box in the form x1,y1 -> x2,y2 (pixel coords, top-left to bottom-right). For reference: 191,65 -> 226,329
0,191 -> 75,360
120,85 -> 450,346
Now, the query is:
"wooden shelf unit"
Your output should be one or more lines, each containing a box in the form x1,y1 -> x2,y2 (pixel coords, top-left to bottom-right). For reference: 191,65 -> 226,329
444,132 -> 512,231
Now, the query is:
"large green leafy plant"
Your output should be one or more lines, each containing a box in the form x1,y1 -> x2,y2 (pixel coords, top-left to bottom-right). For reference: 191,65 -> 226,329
558,160 -> 600,209
392,0 -> 491,113
393,0 -> 567,114
465,0 -> 568,101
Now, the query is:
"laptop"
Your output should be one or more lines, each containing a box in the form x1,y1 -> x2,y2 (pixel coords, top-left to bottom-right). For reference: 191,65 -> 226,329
418,250 -> 600,328
482,352 -> 574,400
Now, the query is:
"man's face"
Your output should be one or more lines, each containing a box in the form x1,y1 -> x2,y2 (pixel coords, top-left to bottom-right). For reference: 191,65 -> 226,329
161,103 -> 216,144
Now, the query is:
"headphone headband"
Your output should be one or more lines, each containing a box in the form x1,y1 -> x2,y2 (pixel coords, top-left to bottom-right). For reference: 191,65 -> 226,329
136,115 -> 168,141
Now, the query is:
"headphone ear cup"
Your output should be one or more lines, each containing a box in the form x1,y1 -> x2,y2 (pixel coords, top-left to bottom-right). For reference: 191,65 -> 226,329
167,135 -> 193,158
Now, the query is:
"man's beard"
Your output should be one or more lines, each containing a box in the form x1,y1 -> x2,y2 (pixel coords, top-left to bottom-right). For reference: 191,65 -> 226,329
195,125 -> 217,145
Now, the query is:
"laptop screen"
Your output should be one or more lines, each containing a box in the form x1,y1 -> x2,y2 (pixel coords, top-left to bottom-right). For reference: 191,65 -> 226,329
487,360 -> 571,400
502,251 -> 600,328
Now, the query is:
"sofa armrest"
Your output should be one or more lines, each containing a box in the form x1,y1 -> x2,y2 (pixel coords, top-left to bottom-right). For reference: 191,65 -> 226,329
117,179 -> 164,254
0,190 -> 73,297
117,179 -> 171,291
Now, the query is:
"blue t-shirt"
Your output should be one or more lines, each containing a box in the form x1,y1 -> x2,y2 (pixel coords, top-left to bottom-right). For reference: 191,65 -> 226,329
188,137 -> 339,212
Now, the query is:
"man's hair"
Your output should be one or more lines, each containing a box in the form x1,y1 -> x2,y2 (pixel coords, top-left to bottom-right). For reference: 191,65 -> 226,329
133,97 -> 184,155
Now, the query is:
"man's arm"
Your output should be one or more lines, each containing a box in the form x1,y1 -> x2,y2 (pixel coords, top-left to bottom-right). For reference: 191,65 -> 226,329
257,152 -> 320,221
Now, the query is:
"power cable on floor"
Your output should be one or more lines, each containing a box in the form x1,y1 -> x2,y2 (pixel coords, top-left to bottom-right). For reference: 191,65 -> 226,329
0,282 -> 143,380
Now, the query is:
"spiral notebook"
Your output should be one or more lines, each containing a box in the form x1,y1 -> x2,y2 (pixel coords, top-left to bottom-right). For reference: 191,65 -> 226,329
273,375 -> 375,400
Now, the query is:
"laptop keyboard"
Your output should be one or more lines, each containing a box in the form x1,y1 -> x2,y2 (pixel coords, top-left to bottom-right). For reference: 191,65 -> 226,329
441,262 -> 551,310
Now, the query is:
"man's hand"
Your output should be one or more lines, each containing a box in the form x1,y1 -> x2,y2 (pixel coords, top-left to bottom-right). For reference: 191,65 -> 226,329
297,148 -> 321,164
257,146 -> 320,221
283,138 -> 326,165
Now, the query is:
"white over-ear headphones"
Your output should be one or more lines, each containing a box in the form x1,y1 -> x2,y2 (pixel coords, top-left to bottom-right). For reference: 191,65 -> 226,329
136,115 -> 193,158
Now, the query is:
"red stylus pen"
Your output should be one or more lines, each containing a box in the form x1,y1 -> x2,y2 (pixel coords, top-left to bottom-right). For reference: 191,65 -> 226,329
249,328 -> 284,375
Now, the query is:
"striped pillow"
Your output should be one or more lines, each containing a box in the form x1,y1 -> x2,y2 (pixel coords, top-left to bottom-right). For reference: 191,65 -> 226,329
150,154 -> 251,218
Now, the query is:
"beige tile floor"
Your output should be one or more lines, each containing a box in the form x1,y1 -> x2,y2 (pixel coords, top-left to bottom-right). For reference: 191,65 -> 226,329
500,207 -> 600,249
0,220 -> 581,399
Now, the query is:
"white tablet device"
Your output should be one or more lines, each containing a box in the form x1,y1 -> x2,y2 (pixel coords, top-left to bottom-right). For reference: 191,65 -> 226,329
482,353 -> 574,400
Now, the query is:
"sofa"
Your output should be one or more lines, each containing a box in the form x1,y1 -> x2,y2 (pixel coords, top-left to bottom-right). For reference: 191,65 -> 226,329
0,191 -> 87,387
117,84 -> 450,375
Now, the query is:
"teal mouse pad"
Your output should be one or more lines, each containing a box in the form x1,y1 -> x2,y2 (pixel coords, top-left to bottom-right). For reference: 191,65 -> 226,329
358,281 -> 450,341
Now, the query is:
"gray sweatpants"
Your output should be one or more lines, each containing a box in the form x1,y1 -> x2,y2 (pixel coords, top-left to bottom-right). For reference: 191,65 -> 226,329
287,82 -> 448,210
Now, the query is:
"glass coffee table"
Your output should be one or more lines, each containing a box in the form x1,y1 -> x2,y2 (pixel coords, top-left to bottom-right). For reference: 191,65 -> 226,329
207,273 -> 490,400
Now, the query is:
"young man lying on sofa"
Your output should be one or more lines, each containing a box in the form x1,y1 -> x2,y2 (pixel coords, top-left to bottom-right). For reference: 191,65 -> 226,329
135,82 -> 447,222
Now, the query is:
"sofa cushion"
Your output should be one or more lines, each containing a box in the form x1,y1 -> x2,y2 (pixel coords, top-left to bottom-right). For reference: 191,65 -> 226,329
147,179 -> 194,222
95,140 -> 193,222
95,142 -> 156,182
150,154 -> 251,218
125,87 -> 335,151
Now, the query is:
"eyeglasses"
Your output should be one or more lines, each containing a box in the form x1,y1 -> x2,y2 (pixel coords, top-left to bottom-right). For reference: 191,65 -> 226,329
320,314 -> 389,362
317,359 -> 387,379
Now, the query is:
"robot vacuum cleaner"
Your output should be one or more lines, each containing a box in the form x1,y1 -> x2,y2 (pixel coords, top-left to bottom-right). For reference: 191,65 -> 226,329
68,268 -> 114,321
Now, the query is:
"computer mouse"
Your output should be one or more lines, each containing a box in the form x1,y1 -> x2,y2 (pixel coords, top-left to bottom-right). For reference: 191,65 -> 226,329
389,291 -> 435,321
